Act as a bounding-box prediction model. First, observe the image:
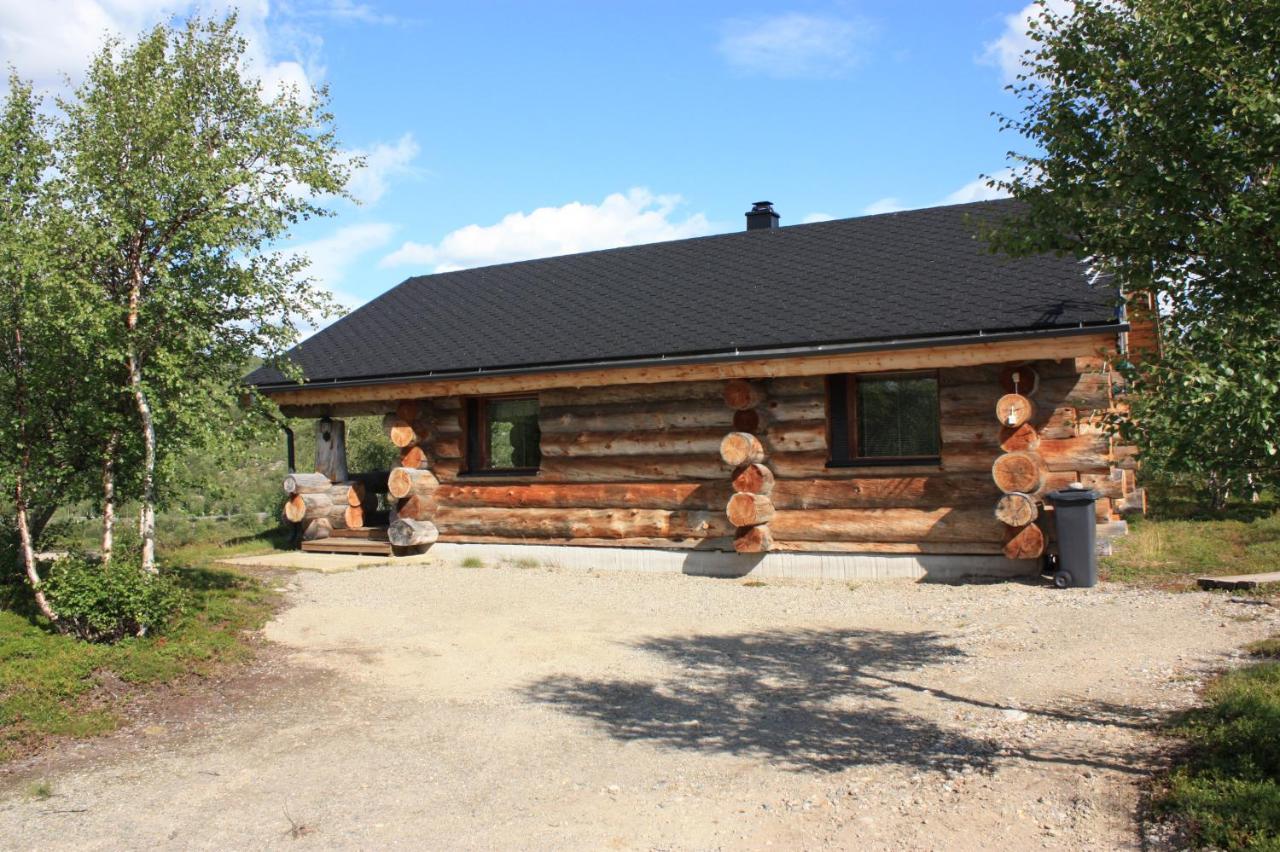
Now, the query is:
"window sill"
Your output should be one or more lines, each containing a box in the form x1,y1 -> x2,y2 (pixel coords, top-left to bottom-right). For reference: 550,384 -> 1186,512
825,457 -> 942,470
456,468 -> 541,479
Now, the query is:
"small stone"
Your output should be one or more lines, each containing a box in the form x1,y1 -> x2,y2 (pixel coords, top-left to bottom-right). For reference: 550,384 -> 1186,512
1002,709 -> 1029,722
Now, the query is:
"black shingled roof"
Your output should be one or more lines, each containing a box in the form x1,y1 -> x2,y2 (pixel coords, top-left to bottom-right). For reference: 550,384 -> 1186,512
248,199 -> 1119,388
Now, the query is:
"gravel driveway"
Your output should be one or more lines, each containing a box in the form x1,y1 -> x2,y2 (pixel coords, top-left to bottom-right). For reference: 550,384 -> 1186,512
2,559 -> 1277,850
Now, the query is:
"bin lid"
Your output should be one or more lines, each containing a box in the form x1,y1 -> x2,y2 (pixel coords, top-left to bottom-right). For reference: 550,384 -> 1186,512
1046,486 -> 1099,505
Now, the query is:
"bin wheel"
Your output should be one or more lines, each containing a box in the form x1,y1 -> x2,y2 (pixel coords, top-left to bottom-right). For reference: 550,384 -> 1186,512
1053,570 -> 1073,589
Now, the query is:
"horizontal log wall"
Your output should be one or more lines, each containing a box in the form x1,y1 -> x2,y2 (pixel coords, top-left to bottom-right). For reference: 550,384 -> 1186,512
381,355 -> 1134,554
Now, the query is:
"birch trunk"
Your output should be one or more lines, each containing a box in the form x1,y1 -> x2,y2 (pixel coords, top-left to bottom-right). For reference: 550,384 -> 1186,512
101,430 -> 117,564
127,261 -> 157,574
15,477 -> 57,622
9,323 -> 57,622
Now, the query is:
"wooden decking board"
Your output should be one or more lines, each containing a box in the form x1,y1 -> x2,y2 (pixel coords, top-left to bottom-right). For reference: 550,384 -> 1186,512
328,527 -> 390,541
1197,572 -> 1280,591
301,538 -> 393,556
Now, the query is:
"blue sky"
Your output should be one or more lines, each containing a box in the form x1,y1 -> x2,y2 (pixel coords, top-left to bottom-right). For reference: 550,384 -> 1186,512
2,0 -> 1046,308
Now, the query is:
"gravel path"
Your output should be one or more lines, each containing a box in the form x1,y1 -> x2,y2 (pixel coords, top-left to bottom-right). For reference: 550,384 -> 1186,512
2,560 -> 1277,850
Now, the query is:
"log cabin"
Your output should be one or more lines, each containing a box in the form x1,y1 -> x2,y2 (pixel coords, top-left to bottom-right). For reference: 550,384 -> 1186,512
247,199 -> 1152,580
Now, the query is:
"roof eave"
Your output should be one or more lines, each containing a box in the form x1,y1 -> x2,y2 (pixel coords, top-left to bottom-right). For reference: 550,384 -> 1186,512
251,321 -> 1128,395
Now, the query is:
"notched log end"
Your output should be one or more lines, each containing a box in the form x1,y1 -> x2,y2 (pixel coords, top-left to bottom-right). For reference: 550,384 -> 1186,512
733,524 -> 774,553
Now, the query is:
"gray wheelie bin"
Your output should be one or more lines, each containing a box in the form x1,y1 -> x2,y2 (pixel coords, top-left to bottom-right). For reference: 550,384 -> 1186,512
1046,484 -> 1099,588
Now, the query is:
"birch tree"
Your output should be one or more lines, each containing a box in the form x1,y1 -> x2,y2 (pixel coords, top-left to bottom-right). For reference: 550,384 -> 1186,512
0,80 -> 61,620
989,0 -> 1280,504
57,16 -> 345,570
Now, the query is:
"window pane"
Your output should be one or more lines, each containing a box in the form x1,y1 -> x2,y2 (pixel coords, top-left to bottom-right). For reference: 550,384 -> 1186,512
827,375 -> 851,463
857,376 -> 939,458
487,398 -> 541,469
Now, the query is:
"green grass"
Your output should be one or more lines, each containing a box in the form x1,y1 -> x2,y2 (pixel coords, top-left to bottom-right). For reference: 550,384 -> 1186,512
0,517 -> 286,762
25,780 -> 53,799
1101,511 -> 1280,588
1158,662 -> 1280,849
1248,637 -> 1280,659
1099,506 -> 1280,846
460,556 -> 485,569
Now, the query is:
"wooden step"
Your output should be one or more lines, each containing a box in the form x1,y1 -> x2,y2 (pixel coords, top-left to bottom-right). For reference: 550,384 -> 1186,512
1197,572 -> 1280,591
328,526 -> 390,541
301,538 -> 393,556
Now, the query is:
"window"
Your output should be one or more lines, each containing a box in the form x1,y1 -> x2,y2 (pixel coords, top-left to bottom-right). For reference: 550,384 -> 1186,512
464,396 -> 541,474
827,372 -> 940,465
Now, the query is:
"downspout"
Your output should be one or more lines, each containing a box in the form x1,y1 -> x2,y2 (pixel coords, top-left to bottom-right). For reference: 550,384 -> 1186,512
280,424 -> 299,547
281,424 -> 296,473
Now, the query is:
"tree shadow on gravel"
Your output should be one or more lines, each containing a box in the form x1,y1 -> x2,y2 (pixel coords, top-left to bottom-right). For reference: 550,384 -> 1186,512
524,628 -> 1151,775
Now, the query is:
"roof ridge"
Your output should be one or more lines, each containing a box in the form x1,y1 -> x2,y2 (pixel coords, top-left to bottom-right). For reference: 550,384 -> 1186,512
393,197 -> 1021,284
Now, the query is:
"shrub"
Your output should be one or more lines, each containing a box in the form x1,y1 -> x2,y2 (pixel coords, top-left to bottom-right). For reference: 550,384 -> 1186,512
1247,636 -> 1280,659
1160,662 -> 1280,848
43,555 -> 186,642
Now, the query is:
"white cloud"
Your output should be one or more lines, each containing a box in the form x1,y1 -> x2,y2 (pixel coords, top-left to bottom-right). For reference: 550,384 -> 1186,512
718,13 -> 875,78
800,212 -> 834,224
380,188 -> 714,273
0,0 -> 180,91
941,169 -> 1014,204
304,0 -> 398,25
861,197 -> 906,215
982,0 -> 1073,84
284,222 -> 397,310
345,133 -> 420,205
0,0 -> 324,100
857,170 -> 1014,217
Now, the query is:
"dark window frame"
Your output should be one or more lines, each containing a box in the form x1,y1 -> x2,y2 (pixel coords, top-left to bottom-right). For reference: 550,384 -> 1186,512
462,394 -> 542,477
825,370 -> 942,468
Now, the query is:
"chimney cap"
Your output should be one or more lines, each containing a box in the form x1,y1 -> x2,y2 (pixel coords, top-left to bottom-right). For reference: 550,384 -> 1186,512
745,200 -> 780,231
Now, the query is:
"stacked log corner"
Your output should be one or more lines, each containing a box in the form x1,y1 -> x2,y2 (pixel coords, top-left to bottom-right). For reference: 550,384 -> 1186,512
282,477 -> 381,540
722,380 -> 775,553
388,465 -> 441,533
989,367 -> 1047,561
1125,291 -> 1162,363
383,399 -> 441,547
384,399 -> 432,471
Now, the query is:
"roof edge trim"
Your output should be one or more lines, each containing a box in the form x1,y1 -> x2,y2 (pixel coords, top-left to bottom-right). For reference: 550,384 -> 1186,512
252,321 -> 1128,394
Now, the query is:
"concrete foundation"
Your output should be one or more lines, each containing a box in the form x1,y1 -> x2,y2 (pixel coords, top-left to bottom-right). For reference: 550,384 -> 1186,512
421,543 -> 1040,583
222,544 -> 1040,582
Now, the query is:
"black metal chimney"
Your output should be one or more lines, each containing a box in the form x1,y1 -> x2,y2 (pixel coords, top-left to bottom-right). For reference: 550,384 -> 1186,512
746,200 -> 779,231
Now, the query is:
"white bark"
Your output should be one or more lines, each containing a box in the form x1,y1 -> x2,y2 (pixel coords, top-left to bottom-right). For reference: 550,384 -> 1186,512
129,349 -> 157,574
16,477 -> 57,622
10,320 -> 57,621
127,261 -> 157,574
101,431 -> 117,564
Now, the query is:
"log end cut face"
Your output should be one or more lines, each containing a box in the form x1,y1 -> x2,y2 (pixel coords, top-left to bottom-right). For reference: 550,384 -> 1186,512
731,462 -> 775,495
723,380 -> 765,411
388,518 -> 439,547
734,524 -> 774,553
388,466 -> 440,499
1002,523 -> 1046,560
726,493 -> 776,527
992,451 -> 1046,494
994,492 -> 1038,527
995,393 -> 1035,428
720,432 -> 765,467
